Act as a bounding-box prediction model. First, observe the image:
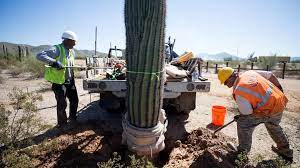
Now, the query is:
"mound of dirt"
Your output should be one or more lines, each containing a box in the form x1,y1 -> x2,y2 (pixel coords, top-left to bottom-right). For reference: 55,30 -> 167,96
165,128 -> 237,168
23,121 -> 123,167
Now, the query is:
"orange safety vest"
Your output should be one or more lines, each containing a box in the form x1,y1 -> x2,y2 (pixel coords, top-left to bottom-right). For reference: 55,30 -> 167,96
233,71 -> 288,116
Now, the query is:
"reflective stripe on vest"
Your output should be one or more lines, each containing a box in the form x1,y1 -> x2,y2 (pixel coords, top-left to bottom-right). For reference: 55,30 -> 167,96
235,84 -> 273,109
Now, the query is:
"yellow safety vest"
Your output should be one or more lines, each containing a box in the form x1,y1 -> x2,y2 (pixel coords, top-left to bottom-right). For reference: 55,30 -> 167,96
44,44 -> 74,84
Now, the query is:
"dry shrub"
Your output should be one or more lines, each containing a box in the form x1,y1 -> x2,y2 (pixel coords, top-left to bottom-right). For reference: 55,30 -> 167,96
0,75 -> 3,84
0,87 -> 51,167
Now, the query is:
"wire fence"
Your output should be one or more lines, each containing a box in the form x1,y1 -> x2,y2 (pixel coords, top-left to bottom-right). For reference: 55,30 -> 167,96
203,61 -> 300,79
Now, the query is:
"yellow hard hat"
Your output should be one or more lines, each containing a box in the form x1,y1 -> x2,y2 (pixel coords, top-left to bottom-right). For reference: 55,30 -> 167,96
218,67 -> 234,84
177,52 -> 194,64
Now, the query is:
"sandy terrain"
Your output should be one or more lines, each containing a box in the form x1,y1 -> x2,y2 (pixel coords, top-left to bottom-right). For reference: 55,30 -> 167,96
0,69 -> 299,167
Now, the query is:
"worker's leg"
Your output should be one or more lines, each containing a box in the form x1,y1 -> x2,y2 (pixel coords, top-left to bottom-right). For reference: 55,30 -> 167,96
265,112 -> 293,159
197,59 -> 208,81
237,115 -> 261,153
183,58 -> 197,75
52,83 -> 68,126
66,79 -> 79,121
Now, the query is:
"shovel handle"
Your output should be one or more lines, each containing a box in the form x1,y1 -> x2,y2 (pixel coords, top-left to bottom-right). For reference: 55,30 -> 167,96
213,115 -> 240,135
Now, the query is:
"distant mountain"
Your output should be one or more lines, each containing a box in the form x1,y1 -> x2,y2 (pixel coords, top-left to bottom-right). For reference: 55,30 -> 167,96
0,42 -> 107,58
291,57 -> 300,62
197,52 -> 243,61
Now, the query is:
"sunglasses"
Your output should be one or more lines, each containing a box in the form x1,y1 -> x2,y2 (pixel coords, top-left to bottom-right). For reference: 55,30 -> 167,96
224,75 -> 232,85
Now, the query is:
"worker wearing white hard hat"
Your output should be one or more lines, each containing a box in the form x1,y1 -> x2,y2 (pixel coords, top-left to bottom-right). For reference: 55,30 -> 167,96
62,30 -> 78,41
36,30 -> 79,128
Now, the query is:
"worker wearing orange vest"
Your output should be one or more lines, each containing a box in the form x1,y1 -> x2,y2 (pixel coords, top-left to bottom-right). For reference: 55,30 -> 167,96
218,67 -> 293,163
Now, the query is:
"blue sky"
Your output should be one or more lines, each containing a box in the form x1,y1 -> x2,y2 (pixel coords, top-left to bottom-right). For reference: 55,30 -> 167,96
0,0 -> 299,57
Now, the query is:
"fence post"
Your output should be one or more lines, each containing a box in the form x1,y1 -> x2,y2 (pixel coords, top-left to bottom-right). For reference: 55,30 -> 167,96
251,62 -> 254,70
282,62 -> 286,79
238,64 -> 240,72
85,57 -> 89,78
215,64 -> 218,74
226,62 -> 229,67
206,61 -> 208,72
266,65 -> 269,71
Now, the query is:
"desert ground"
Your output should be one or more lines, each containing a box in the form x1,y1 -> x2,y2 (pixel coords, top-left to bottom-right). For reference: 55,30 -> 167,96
0,68 -> 299,167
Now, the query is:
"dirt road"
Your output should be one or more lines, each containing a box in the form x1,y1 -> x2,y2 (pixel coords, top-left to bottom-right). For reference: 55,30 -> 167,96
0,70 -> 299,167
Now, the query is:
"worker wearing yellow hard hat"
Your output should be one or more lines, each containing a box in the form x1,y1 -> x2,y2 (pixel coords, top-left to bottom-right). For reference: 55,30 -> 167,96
217,67 -> 234,84
217,67 -> 293,162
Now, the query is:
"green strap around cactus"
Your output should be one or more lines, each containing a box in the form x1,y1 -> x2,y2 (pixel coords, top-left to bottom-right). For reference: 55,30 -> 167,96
125,0 -> 166,128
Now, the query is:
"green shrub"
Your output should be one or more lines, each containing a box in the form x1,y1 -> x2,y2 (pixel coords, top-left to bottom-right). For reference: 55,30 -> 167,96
258,55 -> 278,70
98,152 -> 155,168
0,56 -> 45,78
98,152 -> 124,168
0,59 -> 9,69
1,149 -> 31,168
23,56 -> 45,78
0,87 -> 50,146
128,155 -> 155,168
0,87 -> 51,167
0,75 -> 4,84
234,151 -> 249,167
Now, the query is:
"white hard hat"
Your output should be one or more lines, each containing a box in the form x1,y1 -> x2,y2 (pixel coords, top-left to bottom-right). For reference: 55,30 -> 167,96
62,30 -> 77,41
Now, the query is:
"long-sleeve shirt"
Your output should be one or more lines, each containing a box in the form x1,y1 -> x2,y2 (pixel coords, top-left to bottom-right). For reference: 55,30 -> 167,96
36,44 -> 75,83
233,71 -> 282,115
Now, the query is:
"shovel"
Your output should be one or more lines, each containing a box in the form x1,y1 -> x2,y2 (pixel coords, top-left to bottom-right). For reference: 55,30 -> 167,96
213,115 -> 240,135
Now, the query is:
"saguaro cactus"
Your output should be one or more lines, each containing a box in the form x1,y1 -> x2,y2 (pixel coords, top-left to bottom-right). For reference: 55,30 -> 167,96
123,0 -> 167,155
2,45 -> 5,55
125,0 -> 166,128
25,46 -> 30,57
5,47 -> 8,59
18,45 -> 22,62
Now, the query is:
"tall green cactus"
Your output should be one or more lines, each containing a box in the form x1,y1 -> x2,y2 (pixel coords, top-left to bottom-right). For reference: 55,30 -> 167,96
18,45 -> 22,62
125,0 -> 166,128
2,45 -> 5,55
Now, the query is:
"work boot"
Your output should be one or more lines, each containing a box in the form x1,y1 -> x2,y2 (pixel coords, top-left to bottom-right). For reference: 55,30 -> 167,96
68,117 -> 79,129
198,76 -> 208,81
271,145 -> 293,163
56,121 -> 67,128
53,122 -> 69,132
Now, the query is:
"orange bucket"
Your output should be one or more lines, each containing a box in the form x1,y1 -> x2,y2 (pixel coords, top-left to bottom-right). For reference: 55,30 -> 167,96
212,105 -> 227,126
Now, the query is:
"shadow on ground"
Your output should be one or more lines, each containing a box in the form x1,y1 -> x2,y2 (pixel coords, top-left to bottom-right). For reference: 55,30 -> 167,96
27,100 -> 124,167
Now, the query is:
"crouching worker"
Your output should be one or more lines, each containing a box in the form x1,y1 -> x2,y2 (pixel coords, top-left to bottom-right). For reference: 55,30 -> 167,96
218,67 -> 293,163
36,30 -> 79,128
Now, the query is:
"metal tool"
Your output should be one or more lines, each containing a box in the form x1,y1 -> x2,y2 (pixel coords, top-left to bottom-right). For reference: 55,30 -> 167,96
64,66 -> 113,69
45,65 -> 113,69
213,115 -> 240,135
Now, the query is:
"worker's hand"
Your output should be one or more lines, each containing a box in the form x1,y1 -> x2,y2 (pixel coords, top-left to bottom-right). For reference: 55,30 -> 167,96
51,61 -> 64,70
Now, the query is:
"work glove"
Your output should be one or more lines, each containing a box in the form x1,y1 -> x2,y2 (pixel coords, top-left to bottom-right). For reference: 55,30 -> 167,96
51,61 -> 64,70
233,115 -> 240,121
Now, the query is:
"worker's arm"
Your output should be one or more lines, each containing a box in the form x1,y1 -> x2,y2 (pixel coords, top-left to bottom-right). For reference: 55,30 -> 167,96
36,46 -> 59,65
268,74 -> 283,92
235,95 -> 253,115
256,71 -> 284,92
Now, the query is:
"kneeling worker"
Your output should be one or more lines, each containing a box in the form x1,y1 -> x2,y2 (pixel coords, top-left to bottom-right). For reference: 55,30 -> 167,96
218,67 -> 293,162
36,30 -> 79,127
